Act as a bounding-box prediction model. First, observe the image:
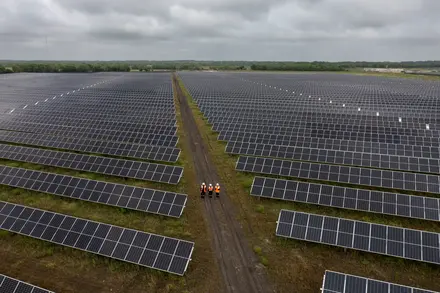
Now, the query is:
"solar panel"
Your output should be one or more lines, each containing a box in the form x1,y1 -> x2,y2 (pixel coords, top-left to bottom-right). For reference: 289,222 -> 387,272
0,143 -> 183,184
213,120 -> 439,138
236,156 -> 440,194
251,176 -> 440,221
321,270 -> 439,293
6,112 -> 177,126
0,165 -> 187,218
0,274 -> 55,293
0,201 -> 194,276
276,209 -> 440,265
211,115 -> 434,130
214,123 -> 440,146
220,133 -> 440,160
0,130 -> 181,162
226,141 -> 440,174
0,120 -> 177,139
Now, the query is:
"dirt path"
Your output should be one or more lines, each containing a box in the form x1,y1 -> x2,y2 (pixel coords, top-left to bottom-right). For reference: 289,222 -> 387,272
173,74 -> 273,293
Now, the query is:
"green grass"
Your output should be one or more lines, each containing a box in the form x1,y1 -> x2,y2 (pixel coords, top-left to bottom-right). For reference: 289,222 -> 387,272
253,245 -> 262,255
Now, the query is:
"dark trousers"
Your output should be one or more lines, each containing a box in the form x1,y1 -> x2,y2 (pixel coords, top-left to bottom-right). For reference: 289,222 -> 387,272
216,192 -> 219,197
208,190 -> 213,197
201,191 -> 205,197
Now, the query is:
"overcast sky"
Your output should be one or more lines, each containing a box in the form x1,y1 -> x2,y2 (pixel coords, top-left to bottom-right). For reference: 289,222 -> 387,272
1,0 -> 439,61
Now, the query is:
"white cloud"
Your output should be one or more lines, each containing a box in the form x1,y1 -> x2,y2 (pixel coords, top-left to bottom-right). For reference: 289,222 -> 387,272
1,0 -> 439,60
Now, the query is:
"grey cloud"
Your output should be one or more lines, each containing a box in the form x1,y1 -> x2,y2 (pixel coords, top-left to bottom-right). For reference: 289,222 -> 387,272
0,0 -> 439,61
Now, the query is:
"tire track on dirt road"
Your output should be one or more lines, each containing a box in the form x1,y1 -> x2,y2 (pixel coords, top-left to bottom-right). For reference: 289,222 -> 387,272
173,74 -> 274,293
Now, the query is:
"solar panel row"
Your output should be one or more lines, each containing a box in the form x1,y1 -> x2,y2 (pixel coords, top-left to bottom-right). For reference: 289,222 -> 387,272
0,130 -> 180,162
227,141 -> 440,174
0,201 -> 194,276
205,106 -> 438,116
321,271 -> 439,293
0,143 -> 183,184
8,111 -> 176,122
0,113 -> 176,127
0,165 -> 187,218
211,119 -> 440,137
0,120 -> 177,138
3,111 -> 176,123
236,156 -> 440,194
220,133 -> 440,159
210,116 -> 436,130
251,176 -> 440,221
276,210 -> 440,265
209,111 -> 439,124
0,274 -> 54,293
210,112 -> 438,125
215,124 -> 440,146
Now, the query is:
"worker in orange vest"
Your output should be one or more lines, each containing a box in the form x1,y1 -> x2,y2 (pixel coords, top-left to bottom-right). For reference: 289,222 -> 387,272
208,184 -> 214,198
215,183 -> 220,198
200,183 -> 207,198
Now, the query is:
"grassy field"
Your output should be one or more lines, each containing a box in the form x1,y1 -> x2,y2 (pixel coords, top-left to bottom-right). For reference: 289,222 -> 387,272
0,80 -> 222,293
176,77 -> 440,293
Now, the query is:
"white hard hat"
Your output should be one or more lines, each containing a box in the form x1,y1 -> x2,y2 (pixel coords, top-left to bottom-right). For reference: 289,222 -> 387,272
209,183 -> 212,186
216,183 -> 219,185
202,182 -> 205,185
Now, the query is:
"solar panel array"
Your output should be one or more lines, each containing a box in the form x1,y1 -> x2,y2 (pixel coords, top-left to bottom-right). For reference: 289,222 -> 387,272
179,72 -> 440,196
321,271 -> 439,293
276,209 -> 440,265
0,73 -> 194,279
179,72 -> 440,288
0,201 -> 194,276
0,274 -> 55,293
0,73 -> 181,163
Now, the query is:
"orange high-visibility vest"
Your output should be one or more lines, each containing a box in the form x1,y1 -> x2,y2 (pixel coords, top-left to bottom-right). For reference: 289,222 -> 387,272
208,186 -> 213,192
215,185 -> 220,193
200,185 -> 206,192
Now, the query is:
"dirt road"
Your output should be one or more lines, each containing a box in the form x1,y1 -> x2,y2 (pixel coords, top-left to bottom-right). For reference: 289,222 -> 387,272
173,74 -> 273,293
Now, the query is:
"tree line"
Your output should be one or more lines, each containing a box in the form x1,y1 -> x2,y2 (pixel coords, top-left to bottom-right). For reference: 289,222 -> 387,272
1,60 -> 439,73
0,63 -> 131,73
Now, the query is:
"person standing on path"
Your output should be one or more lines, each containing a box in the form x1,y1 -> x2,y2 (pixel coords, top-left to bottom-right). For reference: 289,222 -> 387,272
200,183 -> 207,198
215,183 -> 220,198
208,184 -> 214,198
